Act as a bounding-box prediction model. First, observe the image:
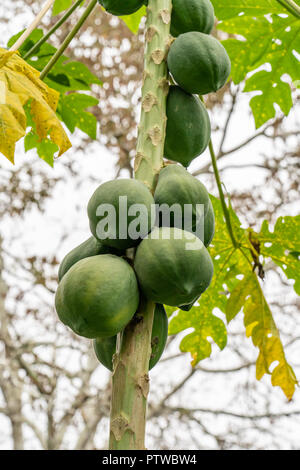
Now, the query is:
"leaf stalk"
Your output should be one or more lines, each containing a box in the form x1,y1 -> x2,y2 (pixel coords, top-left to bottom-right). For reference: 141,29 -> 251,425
24,0 -> 83,60
276,0 -> 300,18
9,0 -> 55,52
208,139 -> 238,248
40,0 -> 97,80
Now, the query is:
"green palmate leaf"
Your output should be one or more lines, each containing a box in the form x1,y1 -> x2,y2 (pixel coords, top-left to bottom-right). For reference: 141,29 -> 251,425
226,14 -> 299,128
169,306 -> 227,363
7,28 -> 42,51
0,49 -> 72,164
52,0 -> 77,16
8,30 -> 101,92
59,93 -> 98,139
168,196 -> 297,399
164,305 -> 178,318
244,71 -> 294,127
226,273 -> 298,400
120,6 -> 146,34
221,15 -> 299,128
257,216 -> 300,295
24,105 -> 59,167
211,0 -> 300,128
24,131 -> 58,167
211,0 -> 284,19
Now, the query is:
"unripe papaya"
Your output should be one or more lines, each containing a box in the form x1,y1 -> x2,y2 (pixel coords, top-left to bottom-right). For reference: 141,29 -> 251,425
134,227 -> 213,307
93,336 -> 117,371
98,0 -> 144,16
164,86 -> 211,167
154,165 -> 215,247
58,236 -> 112,282
87,179 -> 155,250
150,304 -> 168,369
170,0 -> 215,37
204,197 -> 215,248
167,32 -> 231,95
55,254 -> 139,338
179,300 -> 198,311
93,304 -> 168,371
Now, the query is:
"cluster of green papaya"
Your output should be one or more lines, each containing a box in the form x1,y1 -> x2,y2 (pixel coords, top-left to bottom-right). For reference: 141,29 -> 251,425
55,165 -> 215,370
55,0 -> 231,371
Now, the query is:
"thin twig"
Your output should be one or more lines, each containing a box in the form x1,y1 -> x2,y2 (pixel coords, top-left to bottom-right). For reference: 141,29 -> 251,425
166,405 -> 300,420
218,87 -> 239,156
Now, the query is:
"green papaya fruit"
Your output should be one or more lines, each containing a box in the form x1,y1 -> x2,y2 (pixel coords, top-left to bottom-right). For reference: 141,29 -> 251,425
150,304 -> 168,369
93,336 -> 117,371
134,227 -> 213,307
93,304 -> 168,371
55,254 -> 139,338
154,165 -> 215,247
170,0 -> 215,37
167,32 -> 231,95
87,178 -> 155,250
204,197 -> 215,247
58,236 -> 113,282
164,86 -> 211,167
98,0 -> 144,16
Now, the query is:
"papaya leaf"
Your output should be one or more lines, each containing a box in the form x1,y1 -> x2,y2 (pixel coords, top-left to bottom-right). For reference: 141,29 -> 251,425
226,272 -> 298,400
0,85 -> 27,164
52,0 -> 83,16
7,28 -> 44,54
211,0 -> 284,19
164,305 -> 178,318
257,216 -> 300,295
0,49 -> 71,163
120,6 -> 146,34
53,0 -> 73,16
8,31 -> 102,93
24,106 -> 58,167
6,29 -> 101,162
211,0 -> 300,128
58,93 -> 98,139
169,306 -> 227,364
244,70 -> 294,128
97,4 -> 146,34
168,196 -> 249,365
168,196 -> 297,398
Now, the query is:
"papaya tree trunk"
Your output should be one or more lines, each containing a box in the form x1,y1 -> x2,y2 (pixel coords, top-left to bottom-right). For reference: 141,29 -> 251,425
109,0 -> 172,450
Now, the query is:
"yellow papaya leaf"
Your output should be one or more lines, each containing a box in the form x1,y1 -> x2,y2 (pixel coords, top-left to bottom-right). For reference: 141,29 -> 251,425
0,89 -> 26,162
0,48 -> 71,163
227,272 -> 298,400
